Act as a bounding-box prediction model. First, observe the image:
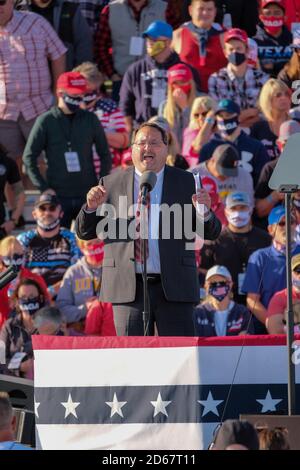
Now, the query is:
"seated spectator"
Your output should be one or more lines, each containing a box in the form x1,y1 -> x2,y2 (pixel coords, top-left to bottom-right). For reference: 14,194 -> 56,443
254,119 -> 300,228
253,0 -> 293,77
242,206 -> 300,334
0,236 -> 50,329
95,0 -> 172,103
0,144 -> 25,240
119,20 -> 200,133
56,238 -> 108,329
33,306 -> 68,336
22,71 -> 111,228
148,116 -> 189,169
193,143 -> 254,205
194,265 -> 254,337
84,299 -> 116,336
258,426 -> 290,450
159,63 -> 197,148
251,78 -> 291,161
172,0 -> 227,92
17,193 -> 81,293
266,254 -> 300,334
0,392 -> 33,450
74,62 -> 129,171
209,419 -> 259,450
0,278 -> 47,378
27,0 -> 93,70
200,99 -> 270,187
208,28 -> 268,129
182,96 -> 217,168
200,191 -> 271,305
278,31 -> 300,89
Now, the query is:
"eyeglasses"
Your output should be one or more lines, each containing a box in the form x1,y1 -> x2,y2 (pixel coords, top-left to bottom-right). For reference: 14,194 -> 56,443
133,140 -> 163,148
38,204 -> 57,212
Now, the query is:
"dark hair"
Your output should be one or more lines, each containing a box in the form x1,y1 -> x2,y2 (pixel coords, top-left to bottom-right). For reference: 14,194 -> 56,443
12,278 -> 45,308
33,306 -> 64,329
191,0 -> 217,6
132,122 -> 168,146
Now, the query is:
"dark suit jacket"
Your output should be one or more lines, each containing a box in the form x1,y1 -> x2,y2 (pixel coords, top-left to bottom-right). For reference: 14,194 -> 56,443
75,165 -> 221,304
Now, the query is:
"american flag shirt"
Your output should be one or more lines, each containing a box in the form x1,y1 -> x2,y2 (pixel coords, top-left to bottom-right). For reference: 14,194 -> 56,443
91,96 -> 127,174
0,10 -> 66,121
17,228 -> 81,286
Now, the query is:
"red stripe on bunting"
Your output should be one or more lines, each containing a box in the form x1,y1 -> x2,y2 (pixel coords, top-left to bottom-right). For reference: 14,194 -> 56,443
32,334 -> 298,351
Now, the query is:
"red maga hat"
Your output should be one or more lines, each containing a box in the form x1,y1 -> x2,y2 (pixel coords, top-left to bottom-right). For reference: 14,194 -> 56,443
57,72 -> 88,95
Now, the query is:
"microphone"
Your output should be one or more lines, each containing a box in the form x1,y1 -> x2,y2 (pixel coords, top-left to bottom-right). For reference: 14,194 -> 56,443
139,171 -> 157,204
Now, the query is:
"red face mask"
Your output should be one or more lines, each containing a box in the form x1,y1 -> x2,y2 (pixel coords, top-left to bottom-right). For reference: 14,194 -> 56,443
173,84 -> 192,96
260,15 -> 284,35
83,243 -> 104,265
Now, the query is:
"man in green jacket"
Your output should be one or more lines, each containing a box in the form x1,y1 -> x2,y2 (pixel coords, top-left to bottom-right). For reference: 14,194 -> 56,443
23,71 -> 112,228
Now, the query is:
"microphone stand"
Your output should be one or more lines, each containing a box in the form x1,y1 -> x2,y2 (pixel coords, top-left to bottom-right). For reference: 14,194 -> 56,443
0,265 -> 19,291
141,193 -> 150,336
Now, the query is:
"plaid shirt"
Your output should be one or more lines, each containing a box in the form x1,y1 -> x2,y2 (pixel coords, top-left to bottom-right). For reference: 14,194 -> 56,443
0,11 -> 66,121
95,0 -> 178,77
208,65 -> 269,110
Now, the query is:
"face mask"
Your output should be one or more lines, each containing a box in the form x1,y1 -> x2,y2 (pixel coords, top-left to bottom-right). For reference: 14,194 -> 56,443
227,210 -> 251,228
217,116 -> 239,137
260,15 -> 284,35
293,199 -> 300,210
83,243 -> 104,265
37,218 -> 60,232
173,84 -> 192,95
228,52 -> 247,66
62,93 -> 82,113
2,254 -> 24,268
208,282 -> 230,302
83,92 -> 98,104
147,40 -> 166,57
292,277 -> 300,290
19,297 -> 42,316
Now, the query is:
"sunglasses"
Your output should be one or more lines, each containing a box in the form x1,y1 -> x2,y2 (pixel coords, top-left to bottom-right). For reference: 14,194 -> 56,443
293,268 -> 300,274
194,111 -> 208,118
38,204 -> 57,212
273,91 -> 290,99
278,219 -> 296,227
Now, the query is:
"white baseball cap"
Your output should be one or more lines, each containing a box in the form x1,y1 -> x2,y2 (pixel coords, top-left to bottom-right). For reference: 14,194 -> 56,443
205,265 -> 232,282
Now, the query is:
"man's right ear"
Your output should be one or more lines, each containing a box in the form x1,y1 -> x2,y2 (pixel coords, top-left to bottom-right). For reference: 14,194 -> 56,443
32,209 -> 37,220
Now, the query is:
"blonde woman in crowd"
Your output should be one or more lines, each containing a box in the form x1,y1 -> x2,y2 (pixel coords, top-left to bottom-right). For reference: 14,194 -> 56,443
182,95 -> 217,168
74,62 -> 129,172
250,78 -> 291,160
159,63 -> 197,148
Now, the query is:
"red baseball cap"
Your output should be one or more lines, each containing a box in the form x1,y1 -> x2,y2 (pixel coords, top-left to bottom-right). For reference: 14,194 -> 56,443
260,0 -> 285,10
57,72 -> 88,95
224,28 -> 248,45
167,64 -> 193,84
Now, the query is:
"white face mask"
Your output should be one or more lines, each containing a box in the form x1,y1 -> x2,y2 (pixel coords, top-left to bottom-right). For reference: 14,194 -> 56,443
227,210 -> 251,228
292,277 -> 300,291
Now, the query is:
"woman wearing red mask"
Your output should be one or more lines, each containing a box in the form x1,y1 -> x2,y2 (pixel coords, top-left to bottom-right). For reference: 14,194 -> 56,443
159,63 -> 197,148
253,0 -> 293,77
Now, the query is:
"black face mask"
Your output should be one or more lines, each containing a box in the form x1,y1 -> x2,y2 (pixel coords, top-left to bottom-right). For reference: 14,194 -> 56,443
62,93 -> 82,113
228,52 -> 247,66
19,297 -> 43,316
208,282 -> 230,302
217,116 -> 239,137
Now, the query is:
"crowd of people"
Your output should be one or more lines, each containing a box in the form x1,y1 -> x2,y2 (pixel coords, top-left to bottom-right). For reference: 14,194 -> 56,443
1,0 -> 300,385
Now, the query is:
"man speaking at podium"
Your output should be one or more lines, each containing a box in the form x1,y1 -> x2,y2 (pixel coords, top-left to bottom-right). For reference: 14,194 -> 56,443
76,121 -> 221,336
